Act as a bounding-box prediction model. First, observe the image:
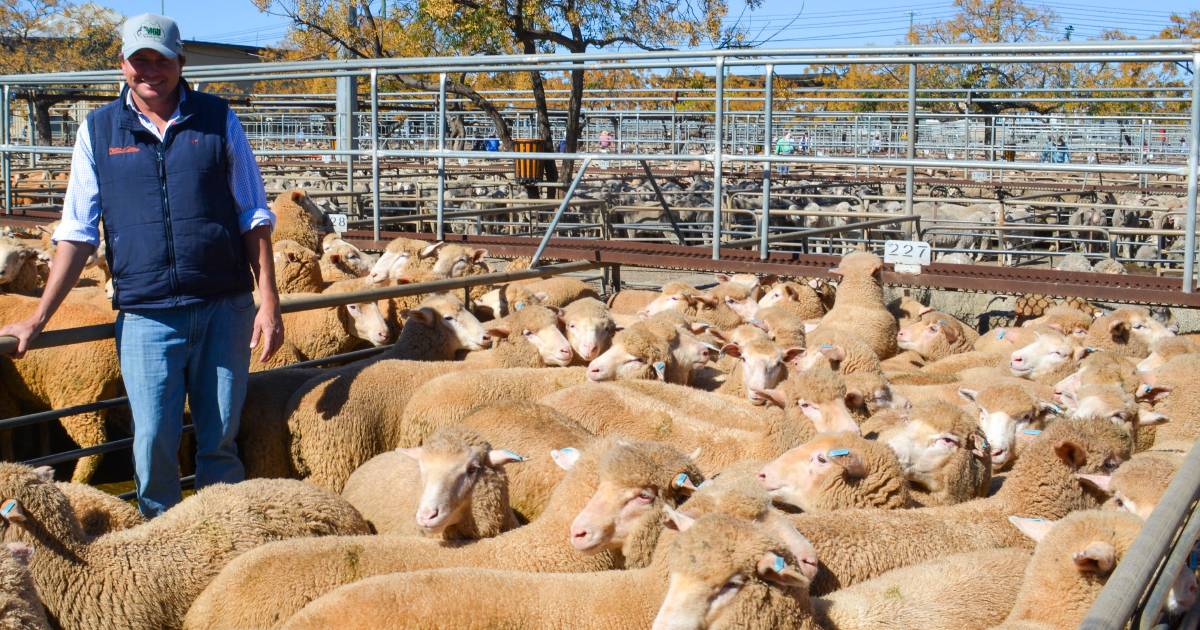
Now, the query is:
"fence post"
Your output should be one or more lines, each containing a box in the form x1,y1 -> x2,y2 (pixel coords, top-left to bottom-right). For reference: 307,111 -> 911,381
370,68 -> 381,242
3,84 -> 10,216
905,60 -> 917,235
436,72 -> 447,241
760,64 -> 774,261
712,56 -> 726,260
1182,52 -> 1200,293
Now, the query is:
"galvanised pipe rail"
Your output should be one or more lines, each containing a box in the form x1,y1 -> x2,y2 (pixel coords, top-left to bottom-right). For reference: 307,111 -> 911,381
722,215 -> 919,248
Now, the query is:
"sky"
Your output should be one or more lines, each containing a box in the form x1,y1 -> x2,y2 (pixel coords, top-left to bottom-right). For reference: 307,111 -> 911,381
98,0 -> 1196,49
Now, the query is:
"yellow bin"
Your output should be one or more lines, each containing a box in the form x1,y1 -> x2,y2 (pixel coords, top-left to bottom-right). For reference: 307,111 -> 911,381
514,138 -> 546,183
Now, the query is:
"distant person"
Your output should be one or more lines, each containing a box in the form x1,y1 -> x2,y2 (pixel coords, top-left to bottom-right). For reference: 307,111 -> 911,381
799,131 -> 810,154
1054,136 -> 1069,164
484,133 -> 500,152
775,131 -> 795,175
1040,138 -> 1053,163
557,138 -> 567,153
598,130 -> 613,152
870,132 -> 882,154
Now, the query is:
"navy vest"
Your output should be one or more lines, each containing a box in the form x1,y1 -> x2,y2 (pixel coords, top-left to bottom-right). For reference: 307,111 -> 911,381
90,84 -> 252,310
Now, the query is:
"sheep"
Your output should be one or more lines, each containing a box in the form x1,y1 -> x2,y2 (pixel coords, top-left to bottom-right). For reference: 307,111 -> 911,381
562,297 -> 616,363
1137,335 -> 1200,373
810,251 -> 898,359
318,238 -> 372,281
974,326 -> 1041,354
639,281 -> 744,330
0,465 -> 369,630
716,334 -> 804,404
366,236 -> 429,284
789,418 -> 1130,595
511,276 -> 600,309
278,461 -> 817,630
606,288 -> 661,316
754,367 -> 865,436
250,277 -> 392,371
272,239 -> 324,294
894,312 -> 977,362
812,548 -> 1031,630
587,314 -> 716,385
1068,383 -> 1166,451
1024,305 -> 1094,340
0,295 -> 120,483
237,366 -> 325,479
1084,306 -> 1176,359
796,328 -> 882,376
758,279 -> 827,321
0,237 -> 42,295
1054,352 -> 1142,407
56,479 -> 143,538
1079,451 -> 1182,520
996,511 -> 1148,629
0,542 -> 50,630
462,304 -> 575,368
754,304 -> 808,349
270,190 -> 326,253
958,383 -> 1059,471
420,241 -> 491,279
878,399 -> 991,506
340,426 -> 522,539
1009,329 -> 1090,385
471,282 -> 544,319
182,437 -> 699,630
757,432 -> 911,511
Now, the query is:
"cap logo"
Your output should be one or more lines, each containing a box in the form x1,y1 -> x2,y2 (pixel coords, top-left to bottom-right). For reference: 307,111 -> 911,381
137,25 -> 163,39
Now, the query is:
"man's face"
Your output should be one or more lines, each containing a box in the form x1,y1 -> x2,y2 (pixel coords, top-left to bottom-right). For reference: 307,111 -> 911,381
121,49 -> 183,105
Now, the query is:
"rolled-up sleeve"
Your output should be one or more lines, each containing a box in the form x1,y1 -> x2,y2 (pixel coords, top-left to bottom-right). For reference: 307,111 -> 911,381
53,119 -> 102,247
225,110 -> 274,234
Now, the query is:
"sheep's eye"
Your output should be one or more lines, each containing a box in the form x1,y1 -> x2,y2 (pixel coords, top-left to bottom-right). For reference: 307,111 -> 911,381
522,330 -> 533,337
816,454 -> 828,464
1103,457 -> 1121,472
669,296 -> 680,301
1114,496 -> 1125,508
443,315 -> 454,321
635,490 -> 655,503
569,323 -> 576,329
716,576 -> 745,599
798,401 -> 813,409
1134,323 -> 1147,329
937,436 -> 959,448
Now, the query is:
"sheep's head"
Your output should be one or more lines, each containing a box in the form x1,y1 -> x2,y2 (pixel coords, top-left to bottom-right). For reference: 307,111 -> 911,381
367,237 -> 424,284
722,339 -> 803,405
715,273 -> 771,301
0,463 -> 80,545
1093,307 -> 1176,348
896,315 -> 965,358
1029,306 -> 1092,340
422,242 -> 489,278
1010,330 -> 1088,378
568,440 -> 700,555
1079,452 -> 1181,521
1071,384 -> 1167,433
828,251 -> 883,280
272,239 -> 322,291
1137,336 -> 1198,374
960,384 -> 1057,470
485,305 -> 574,367
589,319 -> 713,384
400,293 -> 491,351
652,514 -> 814,630
639,282 -> 706,318
396,428 -> 523,534
757,433 -> 902,512
753,368 -> 860,434
562,298 -> 616,362
880,400 -> 986,494
0,240 -> 37,285
323,240 -> 372,278
757,281 -> 818,310
325,279 -> 391,347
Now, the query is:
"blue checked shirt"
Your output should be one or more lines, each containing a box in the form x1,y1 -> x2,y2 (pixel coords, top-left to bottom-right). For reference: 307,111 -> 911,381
53,89 -> 274,246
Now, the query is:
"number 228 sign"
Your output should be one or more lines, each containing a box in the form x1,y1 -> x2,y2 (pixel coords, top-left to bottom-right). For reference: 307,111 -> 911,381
884,240 -> 931,266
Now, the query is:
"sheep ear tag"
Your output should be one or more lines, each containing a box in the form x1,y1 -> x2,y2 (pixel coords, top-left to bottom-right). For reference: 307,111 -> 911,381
671,472 -> 698,495
653,361 -> 667,380
828,448 -> 850,457
0,499 -> 24,524
551,447 -> 581,470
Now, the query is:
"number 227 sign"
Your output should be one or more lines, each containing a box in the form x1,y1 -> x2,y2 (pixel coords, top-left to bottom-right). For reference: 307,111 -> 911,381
883,240 -> 931,273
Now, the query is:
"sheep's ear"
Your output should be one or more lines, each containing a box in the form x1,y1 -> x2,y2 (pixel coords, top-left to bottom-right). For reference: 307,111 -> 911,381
4,542 -> 32,565
471,248 -> 489,262
1137,409 -> 1169,426
693,294 -> 718,308
781,284 -> 799,300
756,553 -> 809,588
0,499 -> 25,525
670,472 -> 699,496
328,253 -> 342,264
832,451 -> 867,478
687,447 -> 703,462
939,321 -> 960,344
400,307 -> 436,327
485,324 -> 511,339
662,505 -> 696,532
707,328 -> 731,343
844,391 -> 864,412
687,323 -> 711,336
715,274 -> 732,283
818,344 -> 845,363
1053,440 -> 1087,469
760,274 -> 778,286
1008,515 -> 1055,542
917,305 -> 935,317
396,447 -> 423,461
958,388 -> 980,403
1107,319 -> 1131,343
721,343 -> 742,359
419,242 -> 446,258
487,449 -> 525,467
285,251 -> 301,263
289,190 -> 305,202
753,388 -> 788,409
550,447 -> 581,470
1076,473 -> 1113,494
1045,322 -> 1064,333
1073,542 -> 1117,575
32,466 -> 54,483
782,347 -> 805,367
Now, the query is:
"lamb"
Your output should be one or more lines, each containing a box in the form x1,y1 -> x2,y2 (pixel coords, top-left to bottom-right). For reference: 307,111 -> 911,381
340,427 -> 522,539
508,276 -> 600,309
0,465 -> 369,630
278,463 -> 818,630
420,241 -> 491,279
0,237 -> 42,295
1083,306 -> 1176,359
958,383 -> 1059,471
1136,335 -> 1199,373
0,294 -> 120,483
273,239 -> 325,294
894,312 -> 977,362
366,236 -> 429,284
562,297 -> 616,362
1134,354 -> 1200,446
1080,450 -> 1182,520
471,281 -> 544,319
270,190 -> 326,252
758,279 -> 827,321
789,418 -> 1130,595
639,281 -> 744,330
0,542 -> 50,630
799,328 -> 883,376
1054,352 -> 1142,407
716,333 -> 803,404
878,399 -> 991,506
587,314 -> 715,385
757,432 -> 911,511
318,238 -> 372,281
462,304 -> 575,368
250,277 -> 391,371
1009,329 -> 1090,385
755,367 -> 865,436
754,304 -> 809,348
606,288 -> 661,316
974,326 -> 1041,354
995,510 -> 1149,629
810,251 -> 898,359
1024,305 -> 1093,339
182,438 -> 699,630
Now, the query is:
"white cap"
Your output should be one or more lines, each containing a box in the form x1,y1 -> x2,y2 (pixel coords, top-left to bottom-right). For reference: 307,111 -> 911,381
121,14 -> 182,59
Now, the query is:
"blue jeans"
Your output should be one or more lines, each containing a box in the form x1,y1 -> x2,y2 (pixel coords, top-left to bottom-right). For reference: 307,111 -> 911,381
115,292 -> 255,517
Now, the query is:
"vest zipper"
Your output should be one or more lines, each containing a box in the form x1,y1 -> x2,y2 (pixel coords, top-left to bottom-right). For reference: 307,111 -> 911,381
155,143 -> 180,298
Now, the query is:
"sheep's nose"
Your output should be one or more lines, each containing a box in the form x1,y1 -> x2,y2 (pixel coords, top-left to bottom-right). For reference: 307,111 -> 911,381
1012,356 -> 1025,365
991,447 -> 1006,458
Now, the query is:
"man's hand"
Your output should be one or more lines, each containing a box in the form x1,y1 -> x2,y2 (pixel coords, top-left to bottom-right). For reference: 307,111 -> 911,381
0,317 -> 45,359
250,298 -> 284,363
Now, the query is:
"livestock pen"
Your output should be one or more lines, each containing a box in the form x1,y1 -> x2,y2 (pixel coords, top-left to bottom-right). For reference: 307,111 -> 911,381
0,39 -> 1195,628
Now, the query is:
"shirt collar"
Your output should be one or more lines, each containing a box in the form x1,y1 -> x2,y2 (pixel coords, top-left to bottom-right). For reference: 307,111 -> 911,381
123,82 -> 190,122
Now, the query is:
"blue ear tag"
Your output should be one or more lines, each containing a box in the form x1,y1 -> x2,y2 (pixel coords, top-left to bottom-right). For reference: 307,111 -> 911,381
1047,403 -> 1062,414
675,472 -> 690,487
514,303 -> 525,311
559,447 -> 579,456
0,500 -> 16,518
503,450 -> 525,462
1022,429 -> 1042,436
773,555 -> 786,572
653,361 -> 667,373
1027,517 -> 1045,522
820,343 -> 832,349
997,330 -> 1006,339
828,448 -> 850,457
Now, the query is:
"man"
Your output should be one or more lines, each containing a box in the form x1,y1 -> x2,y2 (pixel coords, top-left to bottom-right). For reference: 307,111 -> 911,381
0,14 -> 284,516
775,131 -> 795,175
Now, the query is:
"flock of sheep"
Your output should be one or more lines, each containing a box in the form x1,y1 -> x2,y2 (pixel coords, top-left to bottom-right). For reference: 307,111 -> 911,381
0,187 -> 1195,629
